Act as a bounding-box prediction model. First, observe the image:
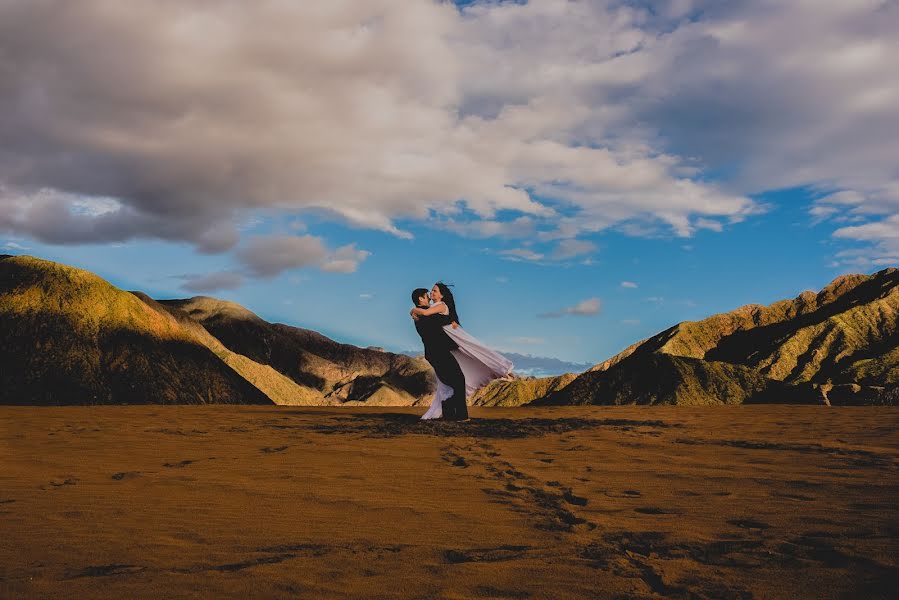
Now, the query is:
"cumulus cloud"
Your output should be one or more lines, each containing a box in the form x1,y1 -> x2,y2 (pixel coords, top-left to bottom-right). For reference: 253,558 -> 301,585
832,214 -> 899,267
178,271 -> 245,293
551,239 -> 597,260
236,235 -> 368,278
499,238 -> 598,263
0,187 -> 240,253
322,244 -> 371,274
538,297 -> 601,318
500,248 -> 544,262
0,0 -> 895,265
620,281 -> 638,289
439,216 -> 538,239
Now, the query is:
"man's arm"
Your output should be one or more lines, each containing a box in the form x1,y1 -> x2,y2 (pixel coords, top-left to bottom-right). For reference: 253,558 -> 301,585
411,302 -> 446,317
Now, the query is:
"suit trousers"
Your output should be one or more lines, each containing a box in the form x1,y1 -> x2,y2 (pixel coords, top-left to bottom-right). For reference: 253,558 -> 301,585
426,350 -> 468,420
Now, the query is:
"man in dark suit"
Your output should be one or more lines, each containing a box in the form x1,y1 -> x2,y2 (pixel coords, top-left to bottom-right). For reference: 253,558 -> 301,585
410,288 -> 468,421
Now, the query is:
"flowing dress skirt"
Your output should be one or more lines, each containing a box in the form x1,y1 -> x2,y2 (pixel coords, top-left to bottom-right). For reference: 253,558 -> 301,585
421,326 -> 514,420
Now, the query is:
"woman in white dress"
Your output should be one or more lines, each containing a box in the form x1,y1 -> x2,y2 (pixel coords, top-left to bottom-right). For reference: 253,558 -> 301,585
412,282 -> 514,420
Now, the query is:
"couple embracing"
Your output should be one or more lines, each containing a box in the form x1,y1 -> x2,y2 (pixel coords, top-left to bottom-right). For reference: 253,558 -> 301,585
410,283 -> 514,421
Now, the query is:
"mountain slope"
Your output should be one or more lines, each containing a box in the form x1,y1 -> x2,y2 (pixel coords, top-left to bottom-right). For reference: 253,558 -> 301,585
470,374 -> 577,407
133,293 -> 326,406
543,268 -> 898,406
158,296 -> 434,405
0,255 -> 272,405
535,354 -> 777,406
594,268 -> 898,385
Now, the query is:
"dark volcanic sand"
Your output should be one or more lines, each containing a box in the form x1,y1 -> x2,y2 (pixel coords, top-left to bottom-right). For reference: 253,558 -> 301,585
1,406 -> 897,599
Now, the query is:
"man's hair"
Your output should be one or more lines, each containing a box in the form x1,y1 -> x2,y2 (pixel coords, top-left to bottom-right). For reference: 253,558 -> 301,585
411,288 -> 429,305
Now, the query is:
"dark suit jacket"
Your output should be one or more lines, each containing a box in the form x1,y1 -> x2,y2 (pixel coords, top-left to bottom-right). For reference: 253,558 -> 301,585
413,311 -> 458,359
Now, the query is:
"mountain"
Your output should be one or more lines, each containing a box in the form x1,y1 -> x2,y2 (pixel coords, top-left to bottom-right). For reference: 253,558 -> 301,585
469,374 -> 577,407
158,297 -> 434,405
0,255 -> 432,406
2,254 -> 895,407
0,255 -> 272,405
538,268 -> 898,406
135,293 -> 326,406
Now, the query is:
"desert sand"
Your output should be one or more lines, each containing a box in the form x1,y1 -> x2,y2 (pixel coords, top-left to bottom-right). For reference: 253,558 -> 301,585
1,406 -> 897,599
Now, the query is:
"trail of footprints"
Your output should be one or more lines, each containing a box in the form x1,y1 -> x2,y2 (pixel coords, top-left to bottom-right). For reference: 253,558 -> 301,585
438,442 -> 762,599
441,441 -> 594,534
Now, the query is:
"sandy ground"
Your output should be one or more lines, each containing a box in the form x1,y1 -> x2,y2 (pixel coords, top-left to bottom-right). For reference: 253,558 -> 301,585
1,405 -> 897,599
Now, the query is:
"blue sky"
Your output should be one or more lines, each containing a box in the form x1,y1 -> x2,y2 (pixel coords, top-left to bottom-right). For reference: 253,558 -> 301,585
1,1 -> 897,371
3,186 -> 876,366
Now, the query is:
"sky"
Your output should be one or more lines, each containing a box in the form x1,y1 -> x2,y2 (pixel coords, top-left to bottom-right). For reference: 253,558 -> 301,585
1,1 -> 897,372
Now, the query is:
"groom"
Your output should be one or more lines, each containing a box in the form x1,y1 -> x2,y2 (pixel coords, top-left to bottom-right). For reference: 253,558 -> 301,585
410,288 -> 469,421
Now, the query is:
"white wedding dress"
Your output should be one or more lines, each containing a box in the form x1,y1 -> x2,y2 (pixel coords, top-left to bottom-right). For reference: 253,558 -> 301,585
421,304 -> 514,420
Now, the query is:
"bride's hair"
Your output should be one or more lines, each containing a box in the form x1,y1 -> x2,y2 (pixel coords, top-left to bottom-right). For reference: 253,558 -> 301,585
435,282 -> 460,325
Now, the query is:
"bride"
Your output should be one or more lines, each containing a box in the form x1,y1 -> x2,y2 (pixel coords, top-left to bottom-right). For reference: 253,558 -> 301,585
412,282 -> 514,420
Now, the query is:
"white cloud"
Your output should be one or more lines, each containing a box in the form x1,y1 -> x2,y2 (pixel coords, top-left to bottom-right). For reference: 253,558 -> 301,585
538,297 -> 601,318
236,235 -> 369,278
359,293 -> 374,300
440,216 -> 537,239
831,214 -> 899,266
0,0 -> 894,266
70,197 -> 121,217
179,271 -> 245,293
500,248 -> 544,262
0,0 -> 766,257
551,239 -> 597,260
322,244 -> 371,274
620,281 -> 638,289
2,240 -> 29,250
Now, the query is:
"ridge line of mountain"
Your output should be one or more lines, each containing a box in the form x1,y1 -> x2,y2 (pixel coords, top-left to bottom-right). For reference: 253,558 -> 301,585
1,254 -> 895,406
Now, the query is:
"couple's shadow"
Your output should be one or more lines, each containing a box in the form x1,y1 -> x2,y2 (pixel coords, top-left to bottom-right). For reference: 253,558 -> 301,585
308,412 -> 617,439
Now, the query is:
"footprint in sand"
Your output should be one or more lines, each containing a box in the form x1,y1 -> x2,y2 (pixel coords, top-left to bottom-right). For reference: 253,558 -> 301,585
162,460 -> 194,468
70,564 -> 147,578
634,507 -> 679,515
562,489 -> 589,506
111,471 -> 141,481
727,518 -> 771,530
605,489 -> 642,498
443,545 -> 532,564
261,446 -> 289,453
46,478 -> 78,489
